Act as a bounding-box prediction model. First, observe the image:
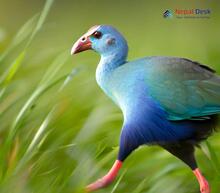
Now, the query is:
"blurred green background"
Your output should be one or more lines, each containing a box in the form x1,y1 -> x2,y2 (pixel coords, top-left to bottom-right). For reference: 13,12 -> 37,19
0,0 -> 220,193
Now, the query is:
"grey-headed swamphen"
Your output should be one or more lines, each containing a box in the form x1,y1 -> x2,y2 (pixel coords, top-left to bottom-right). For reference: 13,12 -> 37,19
71,25 -> 220,193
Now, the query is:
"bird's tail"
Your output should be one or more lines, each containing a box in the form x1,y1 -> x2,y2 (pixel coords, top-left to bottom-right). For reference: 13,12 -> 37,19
193,115 -> 219,142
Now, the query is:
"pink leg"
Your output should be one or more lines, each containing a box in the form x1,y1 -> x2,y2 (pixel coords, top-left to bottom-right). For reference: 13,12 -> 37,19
86,160 -> 123,192
193,168 -> 210,193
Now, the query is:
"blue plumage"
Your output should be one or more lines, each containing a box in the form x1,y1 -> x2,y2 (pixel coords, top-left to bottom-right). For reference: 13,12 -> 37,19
91,26 -> 220,161
71,25 -> 219,192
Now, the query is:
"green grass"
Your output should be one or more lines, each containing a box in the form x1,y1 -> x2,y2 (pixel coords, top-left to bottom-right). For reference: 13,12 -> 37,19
0,0 -> 220,193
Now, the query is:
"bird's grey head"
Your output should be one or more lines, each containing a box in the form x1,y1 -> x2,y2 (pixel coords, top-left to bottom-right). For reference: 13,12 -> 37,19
71,25 -> 128,60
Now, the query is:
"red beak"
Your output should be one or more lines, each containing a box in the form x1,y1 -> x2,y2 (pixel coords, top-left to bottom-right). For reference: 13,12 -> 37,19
71,36 -> 92,55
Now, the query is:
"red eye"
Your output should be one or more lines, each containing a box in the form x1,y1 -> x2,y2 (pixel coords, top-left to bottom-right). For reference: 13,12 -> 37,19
92,31 -> 102,39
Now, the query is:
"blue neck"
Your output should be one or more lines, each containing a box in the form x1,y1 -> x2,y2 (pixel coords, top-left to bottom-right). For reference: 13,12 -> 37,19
100,51 -> 127,70
96,51 -> 127,94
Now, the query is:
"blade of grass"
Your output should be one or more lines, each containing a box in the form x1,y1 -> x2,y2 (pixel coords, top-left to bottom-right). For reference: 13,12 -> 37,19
0,74 -> 66,182
38,51 -> 70,86
201,141 -> 220,177
110,169 -> 127,193
5,49 -> 69,145
0,50 -> 26,87
131,177 -> 149,193
0,52 -> 71,182
0,14 -> 38,63
0,0 -> 54,90
31,68 -> 79,152
26,0 -> 54,48
6,74 -> 68,145
6,67 -> 80,178
13,108 -> 55,174
25,68 -> 79,157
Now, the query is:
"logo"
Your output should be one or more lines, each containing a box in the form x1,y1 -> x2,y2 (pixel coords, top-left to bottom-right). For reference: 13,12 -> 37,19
163,9 -> 211,19
163,10 -> 173,18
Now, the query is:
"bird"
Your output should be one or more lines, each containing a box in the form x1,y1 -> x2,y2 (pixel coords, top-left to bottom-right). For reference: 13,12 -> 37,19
71,25 -> 220,193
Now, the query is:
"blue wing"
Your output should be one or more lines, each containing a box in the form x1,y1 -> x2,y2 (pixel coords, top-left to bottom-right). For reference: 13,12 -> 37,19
138,56 -> 220,120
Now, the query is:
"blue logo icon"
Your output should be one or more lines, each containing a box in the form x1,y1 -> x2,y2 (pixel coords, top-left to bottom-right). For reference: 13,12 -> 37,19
163,10 -> 173,18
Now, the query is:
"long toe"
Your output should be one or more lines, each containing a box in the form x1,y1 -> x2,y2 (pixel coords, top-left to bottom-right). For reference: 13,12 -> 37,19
193,168 -> 211,193
86,178 -> 108,192
200,179 -> 210,193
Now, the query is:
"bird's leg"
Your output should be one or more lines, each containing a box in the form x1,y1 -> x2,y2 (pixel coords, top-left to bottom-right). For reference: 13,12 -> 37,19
86,124 -> 138,192
86,160 -> 123,192
193,168 -> 210,193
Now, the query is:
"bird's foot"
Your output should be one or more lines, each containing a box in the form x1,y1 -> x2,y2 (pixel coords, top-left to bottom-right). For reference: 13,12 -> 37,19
85,160 -> 123,192
199,177 -> 210,193
86,175 -> 112,192
193,168 -> 210,193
